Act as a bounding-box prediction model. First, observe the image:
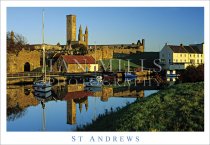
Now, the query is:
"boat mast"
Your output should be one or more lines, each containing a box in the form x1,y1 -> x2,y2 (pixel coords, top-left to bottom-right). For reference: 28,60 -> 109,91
41,100 -> 46,131
42,9 -> 46,82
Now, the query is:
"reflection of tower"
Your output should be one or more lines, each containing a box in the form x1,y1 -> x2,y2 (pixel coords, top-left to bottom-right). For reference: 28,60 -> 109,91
85,100 -> 88,112
79,99 -> 89,112
41,100 -> 46,131
79,103 -> 82,113
67,99 -> 76,125
101,87 -> 113,101
138,90 -> 145,98
66,15 -> 76,44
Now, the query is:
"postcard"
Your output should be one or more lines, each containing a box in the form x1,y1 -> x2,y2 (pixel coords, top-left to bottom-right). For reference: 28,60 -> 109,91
0,0 -> 209,145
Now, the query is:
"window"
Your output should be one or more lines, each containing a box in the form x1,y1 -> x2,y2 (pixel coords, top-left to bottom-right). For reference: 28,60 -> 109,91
185,54 -> 186,57
190,54 -> 191,57
190,59 -> 195,64
197,54 -> 199,57
197,60 -> 199,63
180,59 -> 182,62
201,60 -> 203,63
180,54 -> 182,57
168,53 -> 170,58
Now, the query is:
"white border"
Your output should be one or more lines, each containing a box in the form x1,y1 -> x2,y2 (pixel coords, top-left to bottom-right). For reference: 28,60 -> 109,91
1,1 -> 209,145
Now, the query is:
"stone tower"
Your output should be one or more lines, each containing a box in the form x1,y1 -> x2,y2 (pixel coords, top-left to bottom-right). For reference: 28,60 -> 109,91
78,25 -> 83,41
66,15 -> 76,45
85,26 -> 88,46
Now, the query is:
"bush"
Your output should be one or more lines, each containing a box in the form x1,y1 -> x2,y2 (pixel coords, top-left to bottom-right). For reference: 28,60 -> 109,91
179,64 -> 204,83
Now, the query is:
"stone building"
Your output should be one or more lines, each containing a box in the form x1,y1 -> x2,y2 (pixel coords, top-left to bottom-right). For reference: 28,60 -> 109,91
7,49 -> 40,73
66,15 -> 88,46
53,55 -> 98,73
86,46 -> 114,61
66,14 -> 144,57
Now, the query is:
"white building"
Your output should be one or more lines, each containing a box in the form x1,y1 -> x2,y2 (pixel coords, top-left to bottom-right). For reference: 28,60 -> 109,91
159,43 -> 204,70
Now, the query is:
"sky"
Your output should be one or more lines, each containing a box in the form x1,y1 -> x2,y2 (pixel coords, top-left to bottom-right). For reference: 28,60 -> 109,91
7,7 -> 204,52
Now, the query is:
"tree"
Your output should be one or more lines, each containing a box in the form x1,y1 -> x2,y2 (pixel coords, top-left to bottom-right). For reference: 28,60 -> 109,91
72,44 -> 88,55
7,31 -> 28,54
179,64 -> 204,83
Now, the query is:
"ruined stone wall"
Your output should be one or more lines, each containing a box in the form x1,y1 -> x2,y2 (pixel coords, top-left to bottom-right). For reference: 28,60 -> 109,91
87,45 -> 144,61
87,46 -> 113,61
7,49 -> 40,74
33,44 -> 63,51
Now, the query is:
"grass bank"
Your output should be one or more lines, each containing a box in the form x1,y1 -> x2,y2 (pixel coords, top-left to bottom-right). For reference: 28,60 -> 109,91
98,59 -> 140,72
78,82 -> 204,131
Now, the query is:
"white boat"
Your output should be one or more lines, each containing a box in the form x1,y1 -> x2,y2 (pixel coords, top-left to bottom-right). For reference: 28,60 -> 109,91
34,80 -> 52,92
34,87 -> 52,97
84,78 -> 102,87
33,10 -> 52,93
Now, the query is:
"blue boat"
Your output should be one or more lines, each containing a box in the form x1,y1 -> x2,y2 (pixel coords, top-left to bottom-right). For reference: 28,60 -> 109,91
124,72 -> 137,78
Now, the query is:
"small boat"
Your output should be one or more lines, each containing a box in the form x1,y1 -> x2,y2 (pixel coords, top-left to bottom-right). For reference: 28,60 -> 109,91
34,89 -> 52,98
84,86 -> 102,92
33,80 -> 52,92
84,78 -> 102,87
124,72 -> 137,78
33,10 -> 52,93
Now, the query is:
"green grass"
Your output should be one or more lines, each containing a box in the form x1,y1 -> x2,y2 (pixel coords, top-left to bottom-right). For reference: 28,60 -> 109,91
98,59 -> 140,72
77,82 -> 204,131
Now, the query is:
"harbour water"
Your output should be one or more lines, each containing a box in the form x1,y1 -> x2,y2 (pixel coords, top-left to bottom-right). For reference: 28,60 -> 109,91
7,80 -> 159,131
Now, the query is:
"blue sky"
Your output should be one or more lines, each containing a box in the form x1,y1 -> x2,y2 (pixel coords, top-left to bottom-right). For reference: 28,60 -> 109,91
7,7 -> 204,52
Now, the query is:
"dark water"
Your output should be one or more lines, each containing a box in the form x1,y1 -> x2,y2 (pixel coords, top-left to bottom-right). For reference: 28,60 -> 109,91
7,81 -> 158,131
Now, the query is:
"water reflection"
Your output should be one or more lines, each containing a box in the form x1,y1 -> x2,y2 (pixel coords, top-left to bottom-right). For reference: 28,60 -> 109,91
7,78 -> 159,131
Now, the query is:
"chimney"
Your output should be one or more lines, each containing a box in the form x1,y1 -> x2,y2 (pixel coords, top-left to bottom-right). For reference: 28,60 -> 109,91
180,43 -> 183,47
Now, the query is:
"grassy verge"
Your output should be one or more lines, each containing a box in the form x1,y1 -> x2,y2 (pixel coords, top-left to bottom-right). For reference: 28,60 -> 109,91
98,59 -> 140,72
78,82 -> 204,131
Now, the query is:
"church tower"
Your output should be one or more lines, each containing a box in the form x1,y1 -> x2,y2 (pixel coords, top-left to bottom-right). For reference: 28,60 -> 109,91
85,26 -> 88,46
78,25 -> 83,41
66,15 -> 76,45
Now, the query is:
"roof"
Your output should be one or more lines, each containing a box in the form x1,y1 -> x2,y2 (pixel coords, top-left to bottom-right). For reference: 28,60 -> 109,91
190,45 -> 203,54
168,45 -> 203,54
183,46 -> 196,53
61,55 -> 96,64
168,45 -> 188,53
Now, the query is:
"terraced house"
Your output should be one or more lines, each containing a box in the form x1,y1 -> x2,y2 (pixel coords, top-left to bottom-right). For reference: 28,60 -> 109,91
160,43 -> 204,70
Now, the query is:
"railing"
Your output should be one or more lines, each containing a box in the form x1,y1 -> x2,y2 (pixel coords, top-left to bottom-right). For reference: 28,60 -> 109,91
7,72 -> 63,79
